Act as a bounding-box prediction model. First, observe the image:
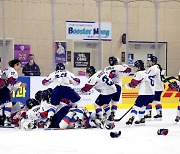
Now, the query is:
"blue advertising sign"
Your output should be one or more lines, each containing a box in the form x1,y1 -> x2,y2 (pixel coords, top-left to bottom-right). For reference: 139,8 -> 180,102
12,76 -> 30,105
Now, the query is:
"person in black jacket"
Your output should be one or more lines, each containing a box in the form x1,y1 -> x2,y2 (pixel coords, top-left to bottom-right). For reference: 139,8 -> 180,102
22,54 -> 41,76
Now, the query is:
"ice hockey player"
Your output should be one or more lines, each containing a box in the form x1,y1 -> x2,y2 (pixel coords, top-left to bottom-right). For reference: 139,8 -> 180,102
175,70 -> 180,122
0,59 -> 26,126
42,63 -> 81,108
144,56 -> 164,119
81,66 -> 117,128
58,107 -> 99,129
125,60 -> 155,125
11,101 -> 27,127
104,56 -> 131,122
21,95 -> 56,130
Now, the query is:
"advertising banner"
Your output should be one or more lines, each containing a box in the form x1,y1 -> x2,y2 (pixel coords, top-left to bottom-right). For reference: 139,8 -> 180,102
54,41 -> 67,64
66,21 -> 111,41
12,76 -> 30,105
74,52 -> 90,68
12,76 -> 179,109
14,45 -> 30,67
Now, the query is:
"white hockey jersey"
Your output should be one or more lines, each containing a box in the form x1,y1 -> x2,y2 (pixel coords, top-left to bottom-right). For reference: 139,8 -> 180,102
25,101 -> 56,122
1,67 -> 22,92
104,64 -> 131,85
147,65 -> 164,91
42,70 -> 80,88
126,70 -> 155,95
82,70 -> 117,95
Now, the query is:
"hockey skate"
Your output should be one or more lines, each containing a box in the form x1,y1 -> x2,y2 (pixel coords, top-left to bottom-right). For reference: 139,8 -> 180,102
154,111 -> 162,119
94,114 -> 105,129
144,111 -> 152,119
4,117 -> 12,127
126,116 -> 135,125
108,112 -> 115,121
175,116 -> 180,122
135,118 -> 145,125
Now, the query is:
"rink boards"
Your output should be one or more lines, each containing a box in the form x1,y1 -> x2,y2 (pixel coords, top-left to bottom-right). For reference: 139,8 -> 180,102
12,76 -> 179,109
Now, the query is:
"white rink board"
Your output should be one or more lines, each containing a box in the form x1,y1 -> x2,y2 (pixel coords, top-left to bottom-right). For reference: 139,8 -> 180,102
30,76 -> 100,105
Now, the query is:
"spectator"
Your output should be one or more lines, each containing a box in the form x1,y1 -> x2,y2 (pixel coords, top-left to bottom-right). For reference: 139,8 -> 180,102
22,54 -> 41,76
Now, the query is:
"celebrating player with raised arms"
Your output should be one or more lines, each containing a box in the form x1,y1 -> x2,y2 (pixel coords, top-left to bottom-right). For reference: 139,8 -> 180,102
42,63 -> 81,108
125,60 -> 155,125
144,56 -> 164,119
104,56 -> 131,121
81,66 -> 117,128
0,59 -> 26,126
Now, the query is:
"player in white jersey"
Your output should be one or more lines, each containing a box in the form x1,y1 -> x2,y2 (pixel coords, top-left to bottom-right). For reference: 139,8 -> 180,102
144,56 -> 164,119
104,56 -> 131,121
59,107 -> 100,129
81,66 -> 117,128
42,63 -> 81,108
0,60 -> 26,126
125,60 -> 155,125
21,97 -> 57,130
175,70 -> 180,122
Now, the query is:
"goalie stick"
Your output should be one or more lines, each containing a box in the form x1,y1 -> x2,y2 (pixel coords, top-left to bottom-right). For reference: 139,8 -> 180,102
114,106 -> 133,122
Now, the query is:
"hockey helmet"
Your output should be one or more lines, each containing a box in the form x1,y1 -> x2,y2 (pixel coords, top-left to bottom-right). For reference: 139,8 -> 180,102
56,63 -> 65,71
26,98 -> 39,109
86,66 -> 96,76
147,56 -> 158,64
109,56 -> 118,66
35,90 -> 43,102
42,88 -> 52,101
134,60 -> 145,70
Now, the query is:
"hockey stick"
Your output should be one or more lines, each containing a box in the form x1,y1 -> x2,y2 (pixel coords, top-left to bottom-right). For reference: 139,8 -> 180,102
114,106 -> 133,122
162,76 -> 179,90
162,76 -> 178,83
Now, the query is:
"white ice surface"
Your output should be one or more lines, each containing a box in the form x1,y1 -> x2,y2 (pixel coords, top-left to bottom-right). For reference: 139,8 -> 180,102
0,108 -> 180,154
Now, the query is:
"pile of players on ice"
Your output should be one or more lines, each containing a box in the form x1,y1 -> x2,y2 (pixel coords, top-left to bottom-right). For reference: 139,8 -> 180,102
0,56 -> 179,130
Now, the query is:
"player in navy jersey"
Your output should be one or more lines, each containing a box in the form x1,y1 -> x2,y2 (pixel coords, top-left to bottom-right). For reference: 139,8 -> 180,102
125,60 -> 155,125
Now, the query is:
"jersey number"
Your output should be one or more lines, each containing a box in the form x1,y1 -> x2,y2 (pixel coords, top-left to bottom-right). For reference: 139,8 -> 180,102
102,75 -> 114,86
148,76 -> 155,86
55,73 -> 67,78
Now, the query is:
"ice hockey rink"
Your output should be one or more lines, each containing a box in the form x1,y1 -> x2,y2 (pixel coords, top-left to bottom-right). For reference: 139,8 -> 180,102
0,108 -> 179,154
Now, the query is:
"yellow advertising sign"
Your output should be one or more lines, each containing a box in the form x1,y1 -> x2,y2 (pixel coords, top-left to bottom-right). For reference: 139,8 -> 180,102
86,76 -> 179,110
118,76 -> 179,108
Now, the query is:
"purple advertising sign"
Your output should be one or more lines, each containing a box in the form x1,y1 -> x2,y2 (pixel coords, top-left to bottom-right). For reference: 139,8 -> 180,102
54,41 -> 67,64
14,45 -> 30,67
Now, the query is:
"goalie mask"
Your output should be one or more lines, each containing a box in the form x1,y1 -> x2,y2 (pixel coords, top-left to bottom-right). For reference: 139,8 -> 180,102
109,56 -> 118,66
